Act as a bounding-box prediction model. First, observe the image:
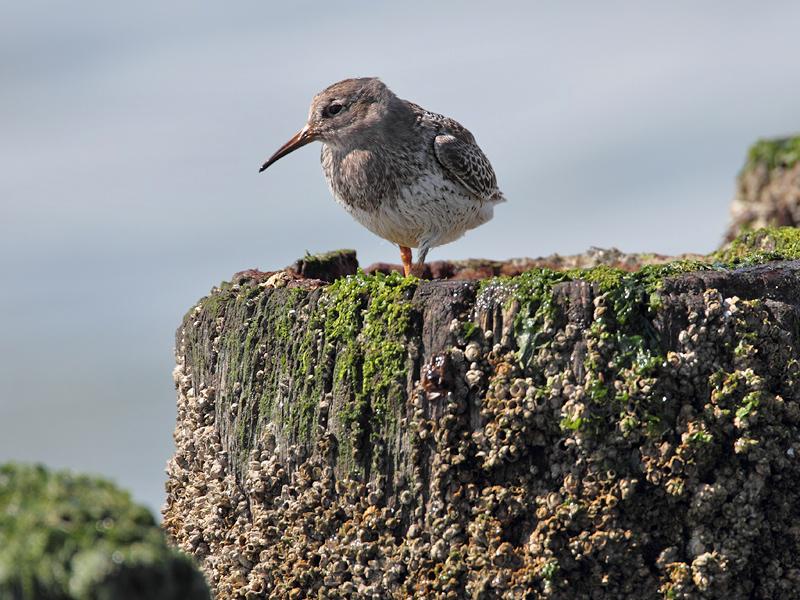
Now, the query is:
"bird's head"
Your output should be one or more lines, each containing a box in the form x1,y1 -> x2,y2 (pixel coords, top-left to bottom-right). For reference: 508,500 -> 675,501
259,77 -> 393,172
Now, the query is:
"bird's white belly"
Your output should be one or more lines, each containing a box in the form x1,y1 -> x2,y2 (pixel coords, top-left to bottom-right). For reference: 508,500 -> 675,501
331,172 -> 493,250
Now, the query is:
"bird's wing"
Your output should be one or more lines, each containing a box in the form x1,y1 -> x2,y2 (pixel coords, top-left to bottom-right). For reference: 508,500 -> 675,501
433,133 -> 501,202
407,103 -> 504,202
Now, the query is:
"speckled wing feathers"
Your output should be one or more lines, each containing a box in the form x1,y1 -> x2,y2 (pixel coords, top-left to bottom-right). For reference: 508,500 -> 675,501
409,103 -> 504,203
433,134 -> 503,202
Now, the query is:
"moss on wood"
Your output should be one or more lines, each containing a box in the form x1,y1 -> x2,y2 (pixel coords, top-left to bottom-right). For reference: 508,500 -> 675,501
744,136 -> 800,171
715,226 -> 800,264
169,226 -> 800,598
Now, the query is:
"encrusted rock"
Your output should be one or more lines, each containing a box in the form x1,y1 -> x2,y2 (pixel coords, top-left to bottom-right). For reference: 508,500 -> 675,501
725,136 -> 800,241
165,229 -> 800,599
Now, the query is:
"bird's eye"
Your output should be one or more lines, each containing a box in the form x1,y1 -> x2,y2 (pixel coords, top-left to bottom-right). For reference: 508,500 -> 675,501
325,103 -> 343,117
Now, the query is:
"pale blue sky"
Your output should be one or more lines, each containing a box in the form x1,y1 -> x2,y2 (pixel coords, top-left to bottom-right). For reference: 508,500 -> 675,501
2,1 -> 799,512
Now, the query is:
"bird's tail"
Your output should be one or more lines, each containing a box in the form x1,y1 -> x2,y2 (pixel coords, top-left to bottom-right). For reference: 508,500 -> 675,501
490,190 -> 507,203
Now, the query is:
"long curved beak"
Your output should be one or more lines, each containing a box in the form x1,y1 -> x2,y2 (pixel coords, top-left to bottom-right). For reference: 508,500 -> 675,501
259,125 -> 316,172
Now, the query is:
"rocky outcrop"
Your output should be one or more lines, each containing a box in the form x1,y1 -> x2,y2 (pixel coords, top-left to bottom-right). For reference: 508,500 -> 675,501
725,136 -> 800,241
164,228 -> 800,599
0,463 -> 209,600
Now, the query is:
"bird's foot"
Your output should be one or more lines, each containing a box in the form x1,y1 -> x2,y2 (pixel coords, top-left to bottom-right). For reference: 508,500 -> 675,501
399,246 -> 432,278
409,262 -> 427,278
400,245 -> 413,277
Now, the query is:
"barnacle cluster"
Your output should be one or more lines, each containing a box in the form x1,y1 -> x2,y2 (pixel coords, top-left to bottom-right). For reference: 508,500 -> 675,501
164,228 -> 800,599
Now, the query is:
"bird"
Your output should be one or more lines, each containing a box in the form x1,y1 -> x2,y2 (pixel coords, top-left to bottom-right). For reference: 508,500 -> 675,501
259,77 -> 505,276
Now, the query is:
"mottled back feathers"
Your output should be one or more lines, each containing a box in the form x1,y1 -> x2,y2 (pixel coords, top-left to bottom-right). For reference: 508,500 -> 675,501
407,102 -> 505,203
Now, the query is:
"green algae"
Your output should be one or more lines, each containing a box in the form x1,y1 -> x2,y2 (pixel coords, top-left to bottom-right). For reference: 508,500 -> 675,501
460,321 -> 480,341
197,227 -> 800,471
477,256 -> 724,439
297,248 -> 356,269
480,259 -> 715,369
478,268 -> 572,366
321,272 -> 417,466
195,271 -> 418,474
541,559 -> 560,581
175,225 -> 800,598
478,227 -> 800,416
715,226 -> 800,265
745,136 -> 800,171
300,248 -> 355,263
0,463 -> 209,600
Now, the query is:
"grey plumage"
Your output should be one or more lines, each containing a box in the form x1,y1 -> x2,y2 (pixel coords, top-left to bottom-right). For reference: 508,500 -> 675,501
260,77 -> 504,275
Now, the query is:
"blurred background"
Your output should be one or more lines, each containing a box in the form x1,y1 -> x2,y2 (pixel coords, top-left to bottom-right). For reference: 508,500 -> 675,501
2,1 -> 799,514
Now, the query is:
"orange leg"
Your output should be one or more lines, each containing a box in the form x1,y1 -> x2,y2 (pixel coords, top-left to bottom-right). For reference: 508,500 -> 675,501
400,245 -> 413,276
